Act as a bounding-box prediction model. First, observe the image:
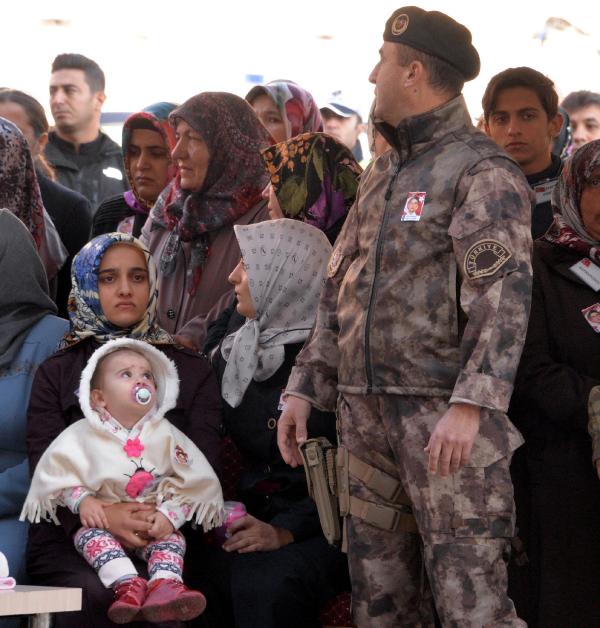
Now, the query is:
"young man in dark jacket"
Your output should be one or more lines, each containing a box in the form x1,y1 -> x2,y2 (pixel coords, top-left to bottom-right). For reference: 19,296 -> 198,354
483,67 -> 563,239
45,53 -> 127,209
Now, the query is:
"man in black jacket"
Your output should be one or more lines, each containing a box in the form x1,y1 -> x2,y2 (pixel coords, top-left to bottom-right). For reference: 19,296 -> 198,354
483,67 -> 563,239
45,53 -> 127,209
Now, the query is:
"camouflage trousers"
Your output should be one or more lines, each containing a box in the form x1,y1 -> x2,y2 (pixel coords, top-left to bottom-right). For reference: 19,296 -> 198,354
338,394 -> 526,628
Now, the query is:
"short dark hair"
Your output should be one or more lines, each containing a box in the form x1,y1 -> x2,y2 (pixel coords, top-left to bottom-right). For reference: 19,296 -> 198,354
51,53 -> 105,93
396,44 -> 465,98
561,90 -> 600,113
482,67 -> 558,122
0,89 -> 49,137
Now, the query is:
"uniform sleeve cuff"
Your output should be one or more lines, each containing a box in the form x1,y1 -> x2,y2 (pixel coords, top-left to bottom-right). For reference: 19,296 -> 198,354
450,371 -> 513,412
285,366 -> 337,412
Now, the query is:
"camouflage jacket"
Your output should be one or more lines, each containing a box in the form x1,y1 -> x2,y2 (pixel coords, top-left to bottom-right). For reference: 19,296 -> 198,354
286,96 -> 533,413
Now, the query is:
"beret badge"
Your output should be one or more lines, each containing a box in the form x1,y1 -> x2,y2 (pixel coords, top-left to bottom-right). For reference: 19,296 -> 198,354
391,13 -> 409,36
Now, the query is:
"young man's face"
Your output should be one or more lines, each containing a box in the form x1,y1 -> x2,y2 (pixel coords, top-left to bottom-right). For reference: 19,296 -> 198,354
486,86 -> 562,175
568,104 -> 600,150
49,69 -> 103,135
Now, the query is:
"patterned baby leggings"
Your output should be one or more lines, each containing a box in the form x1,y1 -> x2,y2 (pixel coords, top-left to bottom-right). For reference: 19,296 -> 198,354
74,527 -> 186,588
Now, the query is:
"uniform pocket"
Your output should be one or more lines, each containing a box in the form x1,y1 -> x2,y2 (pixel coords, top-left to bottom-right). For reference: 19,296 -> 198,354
451,456 -> 515,539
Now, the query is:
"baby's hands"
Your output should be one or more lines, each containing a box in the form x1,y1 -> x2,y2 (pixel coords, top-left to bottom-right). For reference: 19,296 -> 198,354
149,512 -> 175,539
79,496 -> 110,529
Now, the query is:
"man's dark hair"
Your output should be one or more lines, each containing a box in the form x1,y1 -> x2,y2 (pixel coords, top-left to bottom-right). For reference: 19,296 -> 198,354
51,53 -> 105,93
482,67 -> 558,122
561,90 -> 600,113
397,44 -> 465,98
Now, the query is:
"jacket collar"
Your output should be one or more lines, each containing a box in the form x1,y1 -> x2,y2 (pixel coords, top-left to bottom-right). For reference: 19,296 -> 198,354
375,95 -> 472,163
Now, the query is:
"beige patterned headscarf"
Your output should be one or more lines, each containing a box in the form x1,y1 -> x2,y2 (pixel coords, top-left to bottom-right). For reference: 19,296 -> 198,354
220,219 -> 332,408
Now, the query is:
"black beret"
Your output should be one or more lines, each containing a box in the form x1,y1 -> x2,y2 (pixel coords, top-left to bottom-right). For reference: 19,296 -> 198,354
383,6 -> 480,81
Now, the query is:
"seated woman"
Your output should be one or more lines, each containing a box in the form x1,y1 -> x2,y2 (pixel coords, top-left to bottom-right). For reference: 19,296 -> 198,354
26,233 -> 222,628
261,131 -> 362,243
0,211 -> 68,628
205,218 -> 349,628
0,116 -> 67,295
245,79 -> 323,143
204,132 -> 362,352
0,89 -> 92,317
142,92 -> 272,351
510,140 -> 600,627
92,102 -> 178,238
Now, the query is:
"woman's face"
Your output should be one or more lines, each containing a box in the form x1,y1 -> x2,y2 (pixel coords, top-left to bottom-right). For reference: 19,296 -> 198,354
127,128 -> 171,203
171,119 -> 210,191
262,183 -> 284,220
229,259 -> 256,319
251,94 -> 287,143
0,101 -> 46,158
580,166 -> 600,241
98,244 -> 150,328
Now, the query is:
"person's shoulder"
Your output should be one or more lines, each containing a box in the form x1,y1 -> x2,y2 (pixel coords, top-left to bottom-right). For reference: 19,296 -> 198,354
159,344 -> 213,371
236,198 -> 269,226
22,315 -> 69,354
98,132 -> 124,157
38,175 -> 91,215
95,194 -> 129,216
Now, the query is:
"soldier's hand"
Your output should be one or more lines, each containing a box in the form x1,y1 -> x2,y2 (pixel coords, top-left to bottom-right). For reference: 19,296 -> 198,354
277,395 -> 311,468
425,403 -> 480,477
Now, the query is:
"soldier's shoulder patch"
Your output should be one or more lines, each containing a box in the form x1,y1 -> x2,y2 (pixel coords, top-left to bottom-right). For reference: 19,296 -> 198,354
327,244 -> 344,278
464,239 -> 512,280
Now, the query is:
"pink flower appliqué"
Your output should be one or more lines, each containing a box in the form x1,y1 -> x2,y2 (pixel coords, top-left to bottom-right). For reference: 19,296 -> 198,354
124,438 -> 144,457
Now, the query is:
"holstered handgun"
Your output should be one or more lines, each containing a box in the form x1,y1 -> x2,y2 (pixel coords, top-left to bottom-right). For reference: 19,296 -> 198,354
298,437 -> 341,545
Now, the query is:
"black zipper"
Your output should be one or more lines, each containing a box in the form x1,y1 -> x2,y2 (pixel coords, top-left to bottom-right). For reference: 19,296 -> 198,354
364,162 -> 402,393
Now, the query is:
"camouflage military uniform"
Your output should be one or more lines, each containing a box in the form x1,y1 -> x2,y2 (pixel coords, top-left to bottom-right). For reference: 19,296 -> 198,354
286,96 -> 533,627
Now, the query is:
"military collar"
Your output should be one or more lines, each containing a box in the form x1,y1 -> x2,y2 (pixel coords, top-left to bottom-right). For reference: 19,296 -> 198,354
374,95 -> 472,162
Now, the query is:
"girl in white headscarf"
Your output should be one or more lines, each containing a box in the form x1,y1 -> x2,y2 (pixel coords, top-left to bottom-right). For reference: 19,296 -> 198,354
206,218 -> 349,628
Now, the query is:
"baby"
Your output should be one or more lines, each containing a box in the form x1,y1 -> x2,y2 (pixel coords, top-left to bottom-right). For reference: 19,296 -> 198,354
21,338 -> 223,624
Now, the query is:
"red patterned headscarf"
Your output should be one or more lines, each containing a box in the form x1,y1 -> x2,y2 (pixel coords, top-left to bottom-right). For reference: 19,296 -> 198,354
544,139 -> 600,262
246,80 -> 323,139
0,116 -> 45,248
150,92 -> 271,294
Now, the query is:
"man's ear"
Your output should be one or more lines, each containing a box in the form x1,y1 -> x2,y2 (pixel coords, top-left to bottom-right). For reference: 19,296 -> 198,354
90,389 -> 106,409
549,111 -> 564,139
94,91 -> 106,112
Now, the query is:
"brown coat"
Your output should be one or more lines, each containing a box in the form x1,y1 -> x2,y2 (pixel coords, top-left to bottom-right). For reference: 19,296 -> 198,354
141,199 -> 269,348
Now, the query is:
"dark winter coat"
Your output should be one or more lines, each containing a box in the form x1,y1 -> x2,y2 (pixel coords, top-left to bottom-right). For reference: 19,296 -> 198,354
44,131 -> 127,210
25,338 -> 222,628
37,173 -> 92,317
509,240 -> 600,627
208,308 -> 337,542
91,193 -> 147,239
526,154 -> 563,240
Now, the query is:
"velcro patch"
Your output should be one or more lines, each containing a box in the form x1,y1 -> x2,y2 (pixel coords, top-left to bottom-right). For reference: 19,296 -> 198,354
327,244 -> 344,278
464,240 -> 512,280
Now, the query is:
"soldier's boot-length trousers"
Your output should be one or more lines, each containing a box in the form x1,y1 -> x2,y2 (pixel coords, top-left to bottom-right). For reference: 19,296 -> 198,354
339,394 -> 526,628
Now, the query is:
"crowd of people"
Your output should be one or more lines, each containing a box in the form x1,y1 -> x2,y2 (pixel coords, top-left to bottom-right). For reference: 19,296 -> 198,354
2,5 -> 600,628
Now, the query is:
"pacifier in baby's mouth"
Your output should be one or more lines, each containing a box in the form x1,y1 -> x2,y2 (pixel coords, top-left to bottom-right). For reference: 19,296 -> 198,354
132,384 -> 153,405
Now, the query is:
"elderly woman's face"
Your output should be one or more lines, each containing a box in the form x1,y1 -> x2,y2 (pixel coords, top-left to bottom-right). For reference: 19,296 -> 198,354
98,244 -> 150,328
171,119 -> 210,191
581,166 -> 600,241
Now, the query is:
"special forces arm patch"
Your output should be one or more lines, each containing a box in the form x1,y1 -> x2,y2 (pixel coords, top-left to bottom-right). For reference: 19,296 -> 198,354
464,239 -> 512,280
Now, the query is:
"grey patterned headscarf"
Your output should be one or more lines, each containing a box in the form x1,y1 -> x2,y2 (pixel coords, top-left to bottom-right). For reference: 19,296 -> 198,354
220,219 -> 332,408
